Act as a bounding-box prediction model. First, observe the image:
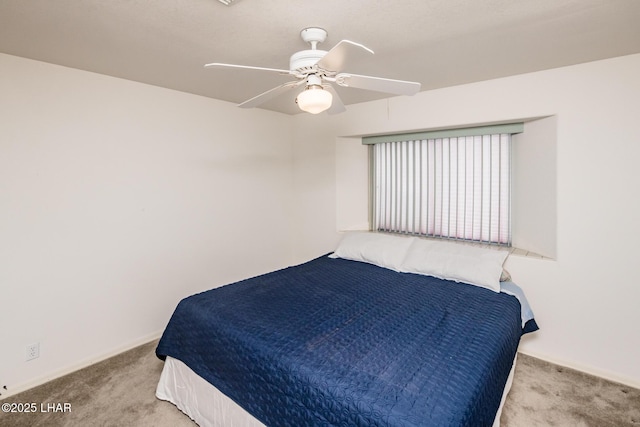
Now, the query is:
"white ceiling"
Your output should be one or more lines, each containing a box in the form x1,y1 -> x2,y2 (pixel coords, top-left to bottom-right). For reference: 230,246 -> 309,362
1,0 -> 639,115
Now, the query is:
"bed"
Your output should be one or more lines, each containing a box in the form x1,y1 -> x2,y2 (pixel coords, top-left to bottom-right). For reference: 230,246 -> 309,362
156,233 -> 538,427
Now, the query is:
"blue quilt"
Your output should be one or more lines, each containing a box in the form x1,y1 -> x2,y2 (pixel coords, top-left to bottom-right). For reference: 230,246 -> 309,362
156,255 -> 537,427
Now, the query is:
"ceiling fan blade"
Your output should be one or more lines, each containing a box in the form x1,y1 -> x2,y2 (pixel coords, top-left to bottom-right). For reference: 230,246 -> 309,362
316,40 -> 374,73
205,62 -> 291,75
238,80 -> 304,108
324,85 -> 346,115
335,73 -> 421,96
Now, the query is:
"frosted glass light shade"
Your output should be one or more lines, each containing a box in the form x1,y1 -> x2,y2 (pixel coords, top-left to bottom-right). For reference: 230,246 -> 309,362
296,87 -> 333,114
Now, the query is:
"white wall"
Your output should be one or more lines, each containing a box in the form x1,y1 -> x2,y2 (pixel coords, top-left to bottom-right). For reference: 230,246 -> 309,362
0,53 -> 295,395
289,116 -> 341,261
292,53 -> 640,387
511,116 -> 557,259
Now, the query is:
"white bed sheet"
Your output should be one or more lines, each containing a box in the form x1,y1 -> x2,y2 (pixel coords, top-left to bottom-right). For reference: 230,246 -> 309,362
156,355 -> 517,427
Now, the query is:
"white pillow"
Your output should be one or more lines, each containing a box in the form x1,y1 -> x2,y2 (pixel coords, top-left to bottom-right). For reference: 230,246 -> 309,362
330,232 -> 415,271
400,239 -> 509,292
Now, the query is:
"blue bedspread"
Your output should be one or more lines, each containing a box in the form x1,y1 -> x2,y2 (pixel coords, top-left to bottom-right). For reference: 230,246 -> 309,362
156,255 -> 536,427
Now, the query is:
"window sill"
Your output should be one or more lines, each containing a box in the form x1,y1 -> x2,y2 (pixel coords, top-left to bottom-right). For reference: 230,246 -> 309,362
408,235 -> 552,260
508,247 -> 551,260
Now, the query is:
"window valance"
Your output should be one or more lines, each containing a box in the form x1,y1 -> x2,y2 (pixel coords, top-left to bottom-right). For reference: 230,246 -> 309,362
362,123 -> 524,145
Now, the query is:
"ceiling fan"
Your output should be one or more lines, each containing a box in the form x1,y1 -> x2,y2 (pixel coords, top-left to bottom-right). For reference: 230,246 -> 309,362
205,28 -> 421,114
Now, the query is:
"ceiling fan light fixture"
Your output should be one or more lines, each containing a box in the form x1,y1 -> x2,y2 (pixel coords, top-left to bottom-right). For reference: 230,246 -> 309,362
296,85 -> 333,114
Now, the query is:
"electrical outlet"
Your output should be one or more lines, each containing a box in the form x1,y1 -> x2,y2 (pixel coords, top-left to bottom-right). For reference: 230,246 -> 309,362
26,343 -> 40,361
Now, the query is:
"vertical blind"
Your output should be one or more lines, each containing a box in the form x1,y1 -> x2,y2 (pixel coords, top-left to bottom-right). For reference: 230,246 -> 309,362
365,125 -> 522,246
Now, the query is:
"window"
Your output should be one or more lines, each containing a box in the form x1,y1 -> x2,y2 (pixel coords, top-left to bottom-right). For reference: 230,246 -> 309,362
364,124 -> 523,246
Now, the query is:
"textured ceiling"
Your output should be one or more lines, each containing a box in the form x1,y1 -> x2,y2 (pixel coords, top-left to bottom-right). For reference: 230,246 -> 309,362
1,0 -> 639,115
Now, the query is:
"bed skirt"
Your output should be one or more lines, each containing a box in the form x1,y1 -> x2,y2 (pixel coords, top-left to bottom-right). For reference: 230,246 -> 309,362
156,354 -> 518,427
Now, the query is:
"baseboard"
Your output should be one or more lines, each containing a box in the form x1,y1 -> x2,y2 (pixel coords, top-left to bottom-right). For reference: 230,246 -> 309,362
0,330 -> 164,400
518,349 -> 640,390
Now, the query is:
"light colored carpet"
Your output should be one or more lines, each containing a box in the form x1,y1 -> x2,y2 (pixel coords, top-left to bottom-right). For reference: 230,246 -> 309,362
1,340 -> 638,426
502,354 -> 640,426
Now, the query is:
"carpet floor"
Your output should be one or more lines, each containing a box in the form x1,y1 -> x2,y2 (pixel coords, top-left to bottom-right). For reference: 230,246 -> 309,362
1,340 -> 638,426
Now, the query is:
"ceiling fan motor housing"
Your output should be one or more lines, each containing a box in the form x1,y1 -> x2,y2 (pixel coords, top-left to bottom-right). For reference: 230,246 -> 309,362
289,50 -> 327,72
